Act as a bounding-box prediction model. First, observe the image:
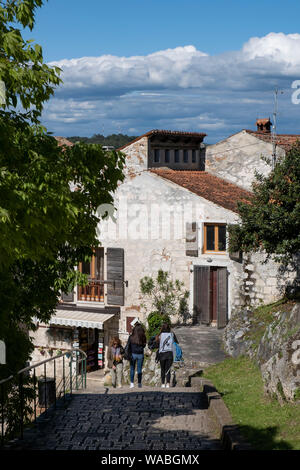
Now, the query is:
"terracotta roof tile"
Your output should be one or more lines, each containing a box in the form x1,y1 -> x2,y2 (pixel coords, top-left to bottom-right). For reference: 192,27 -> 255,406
256,118 -> 271,125
246,130 -> 300,151
150,169 -> 252,213
54,136 -> 74,147
118,129 -> 206,151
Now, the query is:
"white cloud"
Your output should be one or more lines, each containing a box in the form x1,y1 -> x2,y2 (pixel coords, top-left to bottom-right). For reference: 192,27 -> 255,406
43,33 -> 300,141
242,32 -> 300,67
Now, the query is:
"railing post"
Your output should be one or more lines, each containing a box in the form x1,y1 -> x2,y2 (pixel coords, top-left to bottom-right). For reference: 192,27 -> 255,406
63,355 -> 66,402
19,374 -> 24,440
76,352 -> 78,390
54,358 -> 56,409
1,383 -> 4,446
44,363 -> 47,417
70,355 -> 73,396
33,369 -> 37,423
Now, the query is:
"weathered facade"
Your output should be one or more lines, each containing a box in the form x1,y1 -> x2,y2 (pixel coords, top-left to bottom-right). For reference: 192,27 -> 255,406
30,125 -> 298,372
206,119 -> 300,191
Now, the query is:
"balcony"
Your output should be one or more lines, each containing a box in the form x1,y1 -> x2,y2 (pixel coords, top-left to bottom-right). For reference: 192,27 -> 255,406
77,279 -> 104,302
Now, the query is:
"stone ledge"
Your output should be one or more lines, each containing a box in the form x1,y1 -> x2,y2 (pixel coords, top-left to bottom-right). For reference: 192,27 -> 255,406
191,376 -> 252,450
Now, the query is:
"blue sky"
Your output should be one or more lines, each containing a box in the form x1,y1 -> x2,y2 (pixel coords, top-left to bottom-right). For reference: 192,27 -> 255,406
24,0 -> 300,142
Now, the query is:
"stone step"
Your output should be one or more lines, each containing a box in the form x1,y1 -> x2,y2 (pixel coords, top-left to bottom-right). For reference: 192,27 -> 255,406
74,384 -> 201,394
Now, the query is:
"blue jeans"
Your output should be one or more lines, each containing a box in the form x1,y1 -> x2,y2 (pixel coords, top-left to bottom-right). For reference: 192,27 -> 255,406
130,353 -> 144,384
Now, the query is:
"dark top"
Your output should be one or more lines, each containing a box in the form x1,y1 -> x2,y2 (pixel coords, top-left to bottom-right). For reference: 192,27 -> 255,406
130,337 -> 146,355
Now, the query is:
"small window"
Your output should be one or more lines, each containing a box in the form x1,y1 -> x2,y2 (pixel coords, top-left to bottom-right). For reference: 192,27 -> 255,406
192,149 -> 197,163
204,224 -> 227,253
174,149 -> 180,163
154,149 -> 160,163
165,149 -> 170,163
183,150 -> 189,163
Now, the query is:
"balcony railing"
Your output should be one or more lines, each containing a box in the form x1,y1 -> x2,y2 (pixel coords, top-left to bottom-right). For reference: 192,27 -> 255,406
78,278 -> 104,302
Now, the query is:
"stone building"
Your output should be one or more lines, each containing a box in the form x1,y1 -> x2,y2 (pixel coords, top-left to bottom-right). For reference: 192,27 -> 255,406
30,126 -> 298,372
206,118 -> 300,190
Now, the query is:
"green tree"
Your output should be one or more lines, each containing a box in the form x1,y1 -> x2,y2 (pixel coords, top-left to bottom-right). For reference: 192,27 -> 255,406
140,270 -> 190,337
0,0 -> 125,384
228,146 -> 300,267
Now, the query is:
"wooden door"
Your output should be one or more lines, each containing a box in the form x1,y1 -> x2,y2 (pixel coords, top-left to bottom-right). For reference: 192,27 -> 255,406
193,266 -> 210,324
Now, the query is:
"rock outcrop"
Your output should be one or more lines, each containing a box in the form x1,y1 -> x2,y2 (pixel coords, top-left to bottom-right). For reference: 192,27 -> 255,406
223,302 -> 300,403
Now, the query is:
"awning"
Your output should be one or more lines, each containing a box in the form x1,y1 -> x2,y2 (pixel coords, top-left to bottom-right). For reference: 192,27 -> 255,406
49,309 -> 115,329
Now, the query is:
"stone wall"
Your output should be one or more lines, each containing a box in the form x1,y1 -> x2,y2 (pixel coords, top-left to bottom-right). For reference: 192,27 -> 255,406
121,136 -> 148,178
205,131 -> 285,191
223,302 -> 300,402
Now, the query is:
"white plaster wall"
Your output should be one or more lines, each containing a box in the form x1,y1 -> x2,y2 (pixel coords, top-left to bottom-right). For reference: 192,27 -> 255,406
98,171 -> 240,333
206,131 -> 285,191
98,170 -> 294,331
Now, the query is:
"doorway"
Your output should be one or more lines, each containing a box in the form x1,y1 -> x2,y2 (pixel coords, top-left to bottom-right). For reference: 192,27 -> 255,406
193,265 -> 228,328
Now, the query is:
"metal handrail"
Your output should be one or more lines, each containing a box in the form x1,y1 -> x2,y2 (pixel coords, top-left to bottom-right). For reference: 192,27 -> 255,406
0,348 -> 86,386
0,348 -> 87,445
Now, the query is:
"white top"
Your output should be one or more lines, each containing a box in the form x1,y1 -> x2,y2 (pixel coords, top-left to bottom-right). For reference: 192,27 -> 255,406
159,332 -> 174,353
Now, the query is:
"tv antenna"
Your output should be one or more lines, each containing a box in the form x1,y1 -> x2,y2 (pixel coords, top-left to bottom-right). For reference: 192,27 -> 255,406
271,88 -> 283,170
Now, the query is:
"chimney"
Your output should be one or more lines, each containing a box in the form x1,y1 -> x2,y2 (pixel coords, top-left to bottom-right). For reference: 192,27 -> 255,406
256,118 -> 272,134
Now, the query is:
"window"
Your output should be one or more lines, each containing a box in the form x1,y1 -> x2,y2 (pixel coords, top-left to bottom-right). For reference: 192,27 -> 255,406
174,149 -> 180,163
203,224 -> 227,253
183,150 -> 189,163
154,149 -> 160,163
78,247 -> 104,301
192,149 -> 197,163
165,149 -> 170,163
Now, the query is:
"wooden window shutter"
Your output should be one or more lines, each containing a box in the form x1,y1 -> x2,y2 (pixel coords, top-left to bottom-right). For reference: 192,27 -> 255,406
217,267 -> 228,329
186,222 -> 198,257
61,290 -> 74,302
107,248 -> 125,306
126,316 -> 135,334
193,266 -> 210,324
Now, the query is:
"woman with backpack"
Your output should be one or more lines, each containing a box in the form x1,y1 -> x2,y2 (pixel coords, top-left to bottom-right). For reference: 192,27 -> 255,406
155,323 -> 179,388
127,323 -> 147,388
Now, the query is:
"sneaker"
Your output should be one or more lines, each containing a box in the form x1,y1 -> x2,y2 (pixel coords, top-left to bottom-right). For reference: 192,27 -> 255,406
161,384 -> 165,388
166,384 -> 170,388
130,383 -> 134,388
138,383 -> 142,388
117,385 -> 122,389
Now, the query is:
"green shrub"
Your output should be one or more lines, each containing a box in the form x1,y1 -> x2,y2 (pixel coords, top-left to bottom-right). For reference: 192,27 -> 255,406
147,311 -> 171,339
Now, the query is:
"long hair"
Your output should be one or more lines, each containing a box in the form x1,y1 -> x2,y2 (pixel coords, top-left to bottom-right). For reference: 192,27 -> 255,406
109,336 -> 121,348
155,322 -> 171,342
130,324 -> 146,346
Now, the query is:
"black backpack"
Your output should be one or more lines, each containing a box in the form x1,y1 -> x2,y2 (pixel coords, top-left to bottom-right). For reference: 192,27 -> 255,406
148,335 -> 158,350
123,337 -> 132,361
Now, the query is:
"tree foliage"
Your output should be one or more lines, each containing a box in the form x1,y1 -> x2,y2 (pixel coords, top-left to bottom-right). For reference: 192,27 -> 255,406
67,133 -> 138,149
0,0 -> 61,120
228,146 -> 300,266
140,270 -> 190,336
0,0 -> 125,382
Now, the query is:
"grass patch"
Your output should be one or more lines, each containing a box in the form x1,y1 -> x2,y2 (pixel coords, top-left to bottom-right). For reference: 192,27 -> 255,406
203,356 -> 300,450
